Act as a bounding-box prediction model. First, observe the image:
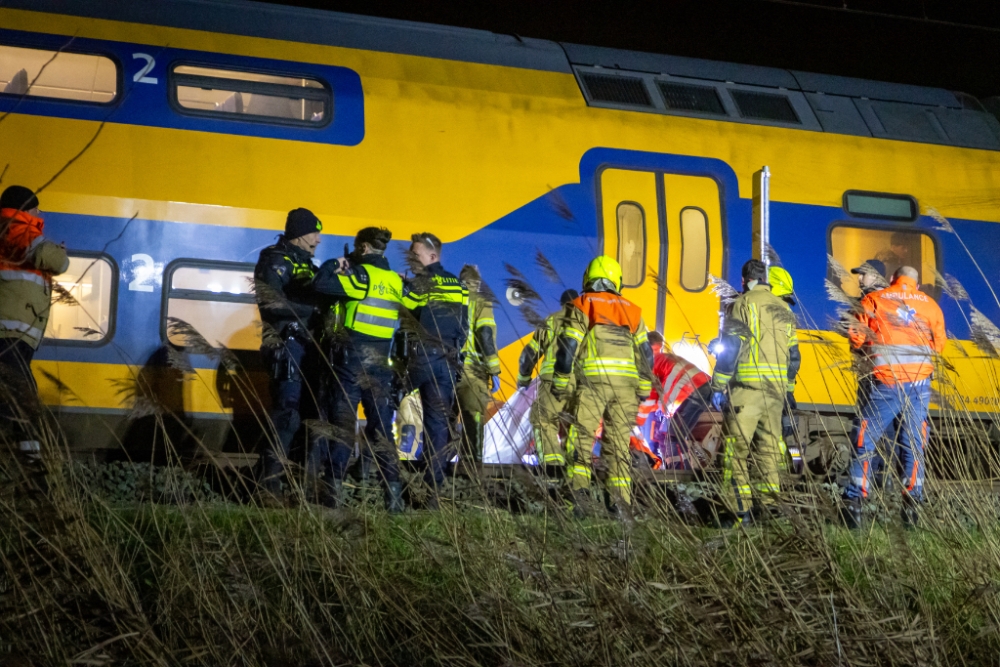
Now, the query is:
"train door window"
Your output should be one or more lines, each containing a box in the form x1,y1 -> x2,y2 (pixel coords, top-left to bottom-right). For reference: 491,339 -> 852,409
0,44 -> 118,103
170,64 -> 330,125
46,254 -> 116,343
616,202 -> 646,288
829,225 -> 938,299
164,262 -> 260,350
680,207 -> 709,291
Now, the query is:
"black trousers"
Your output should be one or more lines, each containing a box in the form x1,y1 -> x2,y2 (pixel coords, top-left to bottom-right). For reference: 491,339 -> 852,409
260,336 -> 307,490
320,339 -> 399,484
0,338 -> 40,444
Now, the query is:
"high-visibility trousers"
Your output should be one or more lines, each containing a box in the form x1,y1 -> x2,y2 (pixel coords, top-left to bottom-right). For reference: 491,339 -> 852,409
565,377 -> 640,505
845,378 -> 929,502
457,372 -> 490,462
721,383 -> 784,513
530,378 -> 571,467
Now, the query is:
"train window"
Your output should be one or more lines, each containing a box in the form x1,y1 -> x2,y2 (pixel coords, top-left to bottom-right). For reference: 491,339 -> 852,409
46,255 -> 116,343
843,191 -> 918,221
617,202 -> 646,288
170,64 -> 330,126
164,262 -> 260,350
0,44 -> 117,103
829,225 -> 938,299
680,207 -> 709,291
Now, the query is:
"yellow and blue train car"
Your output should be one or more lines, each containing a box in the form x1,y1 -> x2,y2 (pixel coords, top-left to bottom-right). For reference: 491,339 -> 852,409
2,0 -> 1000,461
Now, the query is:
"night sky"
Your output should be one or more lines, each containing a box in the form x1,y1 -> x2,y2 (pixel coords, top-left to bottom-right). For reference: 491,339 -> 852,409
259,0 -> 1000,100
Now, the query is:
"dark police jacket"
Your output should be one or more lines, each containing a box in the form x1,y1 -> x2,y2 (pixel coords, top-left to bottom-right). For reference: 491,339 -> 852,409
401,261 -> 470,358
253,236 -> 318,342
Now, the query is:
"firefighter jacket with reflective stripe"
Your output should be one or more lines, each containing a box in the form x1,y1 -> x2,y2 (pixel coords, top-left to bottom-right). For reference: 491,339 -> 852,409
518,306 -> 572,384
312,254 -> 402,341
462,292 -> 500,380
712,284 -> 799,390
0,209 -> 69,349
254,237 -> 318,340
552,290 -> 654,394
401,262 -> 469,353
639,352 -> 710,418
848,275 -> 945,384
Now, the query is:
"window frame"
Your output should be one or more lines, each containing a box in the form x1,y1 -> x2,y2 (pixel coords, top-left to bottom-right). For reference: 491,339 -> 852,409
825,221 -> 941,298
160,258 -> 258,348
0,38 -> 122,108
167,60 -> 333,129
842,190 -> 919,222
679,205 -> 710,293
44,250 -> 119,348
615,200 -> 648,289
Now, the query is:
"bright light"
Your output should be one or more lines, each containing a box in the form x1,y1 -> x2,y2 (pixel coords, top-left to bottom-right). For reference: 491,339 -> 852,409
207,282 -> 223,293
672,338 -> 712,375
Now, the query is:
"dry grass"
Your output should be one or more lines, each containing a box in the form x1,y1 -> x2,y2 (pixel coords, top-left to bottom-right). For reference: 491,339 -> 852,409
3,444 -> 1000,666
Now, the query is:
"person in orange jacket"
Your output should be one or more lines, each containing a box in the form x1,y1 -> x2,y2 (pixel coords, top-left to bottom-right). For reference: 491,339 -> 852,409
843,265 -> 946,528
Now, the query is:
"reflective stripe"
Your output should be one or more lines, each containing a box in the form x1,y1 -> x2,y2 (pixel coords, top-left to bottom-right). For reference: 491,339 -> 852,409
869,344 -> 933,367
570,465 -> 590,479
344,265 -> 402,339
661,362 -> 699,408
608,476 -> 630,488
542,453 -> 566,465
0,269 -> 46,286
0,320 -> 43,340
563,328 -> 585,343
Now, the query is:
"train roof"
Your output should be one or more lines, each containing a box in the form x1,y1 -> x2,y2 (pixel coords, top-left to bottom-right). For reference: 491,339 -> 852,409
9,0 -> 1000,150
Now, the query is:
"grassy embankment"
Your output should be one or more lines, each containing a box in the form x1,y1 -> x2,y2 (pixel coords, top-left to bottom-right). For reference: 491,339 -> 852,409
3,459 -> 1000,666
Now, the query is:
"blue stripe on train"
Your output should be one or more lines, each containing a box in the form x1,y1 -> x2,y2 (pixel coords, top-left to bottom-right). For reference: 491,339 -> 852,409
34,157 -> 997,370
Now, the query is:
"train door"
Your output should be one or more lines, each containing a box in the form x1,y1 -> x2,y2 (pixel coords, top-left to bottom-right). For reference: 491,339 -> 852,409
600,169 -> 723,368
599,168 -> 661,321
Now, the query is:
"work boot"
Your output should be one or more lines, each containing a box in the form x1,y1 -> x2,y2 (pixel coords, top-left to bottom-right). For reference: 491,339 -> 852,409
386,481 -> 405,514
572,489 -> 593,519
901,496 -> 919,530
840,498 -> 863,530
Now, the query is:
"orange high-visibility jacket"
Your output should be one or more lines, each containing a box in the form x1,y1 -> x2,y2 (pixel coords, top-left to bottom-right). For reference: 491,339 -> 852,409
849,275 -> 946,384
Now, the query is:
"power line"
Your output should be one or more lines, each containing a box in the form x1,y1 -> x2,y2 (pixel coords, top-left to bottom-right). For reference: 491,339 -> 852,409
756,0 -> 1000,34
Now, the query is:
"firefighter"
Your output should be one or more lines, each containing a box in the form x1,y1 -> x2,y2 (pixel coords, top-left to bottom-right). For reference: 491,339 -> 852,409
768,265 -> 804,474
456,264 -> 499,463
310,227 -> 405,512
517,288 -> 578,476
401,233 -> 469,503
711,260 -> 800,524
843,265 -> 945,529
0,186 -> 69,456
253,208 -> 322,501
552,257 -> 654,521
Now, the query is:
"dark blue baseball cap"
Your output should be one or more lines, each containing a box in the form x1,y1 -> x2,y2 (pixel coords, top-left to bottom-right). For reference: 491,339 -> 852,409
851,259 -> 886,278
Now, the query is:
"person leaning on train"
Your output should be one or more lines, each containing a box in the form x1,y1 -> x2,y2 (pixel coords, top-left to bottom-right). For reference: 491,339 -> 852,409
710,259 -> 799,527
841,265 -> 946,530
252,208 -> 322,504
0,185 -> 69,458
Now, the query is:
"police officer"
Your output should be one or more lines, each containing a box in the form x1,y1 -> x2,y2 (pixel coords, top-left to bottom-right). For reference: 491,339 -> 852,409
456,264 -> 500,463
253,208 -> 322,500
312,227 -> 405,513
401,233 -> 469,502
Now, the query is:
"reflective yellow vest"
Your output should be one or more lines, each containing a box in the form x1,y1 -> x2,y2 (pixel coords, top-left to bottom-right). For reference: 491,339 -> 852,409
341,264 -> 403,339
